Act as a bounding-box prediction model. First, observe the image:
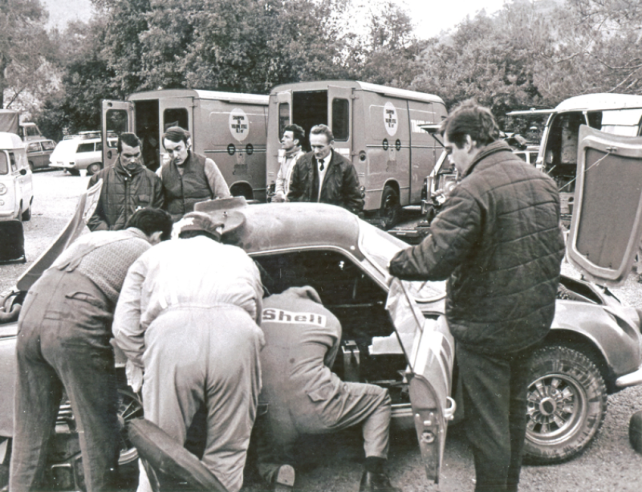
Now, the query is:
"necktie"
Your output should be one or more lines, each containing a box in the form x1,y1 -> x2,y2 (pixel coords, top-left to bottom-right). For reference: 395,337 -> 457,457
319,158 -> 324,171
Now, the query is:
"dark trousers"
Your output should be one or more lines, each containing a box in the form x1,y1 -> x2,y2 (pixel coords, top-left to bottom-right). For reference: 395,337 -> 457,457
456,344 -> 534,492
10,269 -> 120,492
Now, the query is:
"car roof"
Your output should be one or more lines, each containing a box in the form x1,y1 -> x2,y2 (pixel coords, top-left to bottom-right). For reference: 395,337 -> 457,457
129,89 -> 269,106
0,132 -> 25,150
555,93 -> 642,112
210,202 -> 363,258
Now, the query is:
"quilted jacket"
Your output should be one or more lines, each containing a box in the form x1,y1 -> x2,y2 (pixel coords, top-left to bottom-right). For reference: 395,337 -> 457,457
287,150 -> 364,214
87,158 -> 164,231
389,141 -> 565,355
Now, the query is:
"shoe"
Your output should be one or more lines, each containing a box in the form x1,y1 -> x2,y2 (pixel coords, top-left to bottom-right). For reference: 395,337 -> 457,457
359,470 -> 402,492
273,464 -> 295,491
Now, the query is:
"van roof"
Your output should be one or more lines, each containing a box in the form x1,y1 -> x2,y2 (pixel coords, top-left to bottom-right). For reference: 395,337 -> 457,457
0,132 -> 25,149
270,80 -> 445,105
555,93 -> 642,112
128,89 -> 269,106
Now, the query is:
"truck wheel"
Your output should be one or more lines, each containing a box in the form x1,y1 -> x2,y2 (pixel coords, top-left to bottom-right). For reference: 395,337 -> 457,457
380,185 -> 401,230
87,163 -> 102,176
523,345 -> 607,464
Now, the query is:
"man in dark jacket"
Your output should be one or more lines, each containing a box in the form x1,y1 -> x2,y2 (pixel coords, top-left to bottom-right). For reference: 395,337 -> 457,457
388,102 -> 565,492
287,124 -> 363,214
160,126 -> 231,221
87,133 -> 164,231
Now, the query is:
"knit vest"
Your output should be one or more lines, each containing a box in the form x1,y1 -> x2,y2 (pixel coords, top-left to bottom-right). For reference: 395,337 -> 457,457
161,152 -> 213,216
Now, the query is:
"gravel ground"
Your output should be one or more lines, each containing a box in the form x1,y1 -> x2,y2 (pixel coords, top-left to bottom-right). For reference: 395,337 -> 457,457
2,171 -> 642,491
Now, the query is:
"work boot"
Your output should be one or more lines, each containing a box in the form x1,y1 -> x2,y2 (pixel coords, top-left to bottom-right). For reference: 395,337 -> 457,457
359,470 -> 402,492
273,464 -> 295,491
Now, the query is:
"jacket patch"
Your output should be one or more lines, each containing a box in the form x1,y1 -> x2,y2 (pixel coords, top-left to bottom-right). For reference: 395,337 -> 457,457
262,308 -> 326,327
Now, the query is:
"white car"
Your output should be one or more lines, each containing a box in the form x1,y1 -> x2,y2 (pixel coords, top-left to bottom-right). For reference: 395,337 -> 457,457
0,132 -> 33,222
49,136 -> 117,176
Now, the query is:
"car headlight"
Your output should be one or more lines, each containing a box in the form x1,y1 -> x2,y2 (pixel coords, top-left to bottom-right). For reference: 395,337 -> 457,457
0,183 -> 7,195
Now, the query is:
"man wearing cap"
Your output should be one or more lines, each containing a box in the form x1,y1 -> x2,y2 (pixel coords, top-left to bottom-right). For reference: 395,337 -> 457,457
88,133 -> 164,231
113,211 -> 265,492
159,126 -> 232,221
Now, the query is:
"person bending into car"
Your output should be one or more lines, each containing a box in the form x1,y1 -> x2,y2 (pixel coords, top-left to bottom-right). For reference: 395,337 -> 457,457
287,124 -> 363,214
388,102 -> 565,492
272,124 -> 306,202
159,126 -> 231,221
87,132 -> 164,231
113,211 -> 264,492
250,286 -> 399,492
10,208 -> 173,492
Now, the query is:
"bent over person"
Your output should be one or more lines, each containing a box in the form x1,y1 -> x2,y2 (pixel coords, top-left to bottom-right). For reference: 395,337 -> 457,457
388,102 -> 565,492
10,208 -> 173,492
159,126 -> 231,221
113,211 -> 265,492
88,132 -> 164,231
252,286 -> 399,492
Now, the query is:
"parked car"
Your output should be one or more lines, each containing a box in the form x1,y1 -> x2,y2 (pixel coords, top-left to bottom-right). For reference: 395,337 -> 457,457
0,132 -> 33,222
25,139 -> 56,171
49,136 -> 117,176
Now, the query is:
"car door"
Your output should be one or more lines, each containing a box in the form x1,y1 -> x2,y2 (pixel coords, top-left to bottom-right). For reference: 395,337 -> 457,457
567,125 -> 642,286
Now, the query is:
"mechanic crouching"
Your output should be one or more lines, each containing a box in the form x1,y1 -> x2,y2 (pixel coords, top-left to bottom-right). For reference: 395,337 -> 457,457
251,286 -> 400,492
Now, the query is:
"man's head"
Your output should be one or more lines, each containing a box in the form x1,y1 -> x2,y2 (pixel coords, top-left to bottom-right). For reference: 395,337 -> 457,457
126,208 -> 173,245
441,102 -> 499,175
281,124 -> 305,151
162,126 -> 191,166
175,211 -> 224,242
309,124 -> 334,161
118,133 -> 144,173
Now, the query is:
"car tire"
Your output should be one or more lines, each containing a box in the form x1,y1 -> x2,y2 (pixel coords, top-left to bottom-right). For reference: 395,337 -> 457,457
380,185 -> 401,230
87,163 -> 102,176
116,389 -> 144,466
523,345 -> 607,464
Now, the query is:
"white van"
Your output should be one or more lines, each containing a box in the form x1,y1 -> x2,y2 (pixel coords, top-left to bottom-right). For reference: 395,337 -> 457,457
509,93 -> 642,217
0,132 -> 33,221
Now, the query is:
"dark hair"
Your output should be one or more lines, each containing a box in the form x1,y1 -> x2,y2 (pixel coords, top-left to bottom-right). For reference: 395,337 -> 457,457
284,124 -> 305,145
310,124 -> 334,143
126,208 -> 173,241
178,229 -> 220,241
162,126 -> 190,146
441,101 -> 499,149
118,133 -> 142,153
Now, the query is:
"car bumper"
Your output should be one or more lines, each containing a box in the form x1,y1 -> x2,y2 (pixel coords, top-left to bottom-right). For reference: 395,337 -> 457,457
615,364 -> 642,388
49,162 -> 74,169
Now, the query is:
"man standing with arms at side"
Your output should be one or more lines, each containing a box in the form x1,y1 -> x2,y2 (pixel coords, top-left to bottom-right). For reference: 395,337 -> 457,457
287,124 -> 363,214
388,102 -> 565,492
113,212 -> 264,492
11,208 -> 173,492
160,126 -> 231,221
88,133 -> 164,231
272,124 -> 306,202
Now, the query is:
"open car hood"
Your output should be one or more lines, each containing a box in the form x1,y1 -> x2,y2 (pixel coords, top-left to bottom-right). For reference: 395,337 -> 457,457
384,278 -> 455,483
567,126 -> 642,286
16,180 -> 102,292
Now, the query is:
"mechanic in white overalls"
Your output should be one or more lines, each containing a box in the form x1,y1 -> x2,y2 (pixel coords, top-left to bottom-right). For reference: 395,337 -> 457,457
252,286 -> 400,492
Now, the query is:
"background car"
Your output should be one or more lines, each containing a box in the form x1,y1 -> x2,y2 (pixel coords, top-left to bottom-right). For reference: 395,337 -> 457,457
49,136 -> 116,176
25,139 -> 56,171
0,132 -> 33,222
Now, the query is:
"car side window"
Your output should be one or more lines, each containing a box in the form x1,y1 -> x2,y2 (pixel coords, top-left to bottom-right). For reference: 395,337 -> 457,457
77,143 -> 94,153
42,141 -> 55,151
96,142 -> 103,152
27,143 -> 40,153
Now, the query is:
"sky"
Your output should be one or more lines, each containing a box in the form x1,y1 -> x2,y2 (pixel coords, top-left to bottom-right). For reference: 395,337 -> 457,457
44,0 -> 509,38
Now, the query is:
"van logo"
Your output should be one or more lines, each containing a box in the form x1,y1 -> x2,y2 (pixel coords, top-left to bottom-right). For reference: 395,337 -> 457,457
384,102 -> 398,136
229,108 -> 250,142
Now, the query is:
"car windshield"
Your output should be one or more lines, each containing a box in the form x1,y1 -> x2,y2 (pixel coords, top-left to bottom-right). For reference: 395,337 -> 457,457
358,220 -> 446,303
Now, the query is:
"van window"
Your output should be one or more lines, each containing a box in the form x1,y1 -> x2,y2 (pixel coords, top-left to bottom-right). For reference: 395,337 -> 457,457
27,143 -> 41,153
77,143 -> 95,153
279,103 -> 290,139
0,152 -> 8,174
332,98 -> 349,141
164,108 -> 189,132
24,126 -> 40,137
587,108 -> 642,137
43,141 -> 56,151
9,153 -> 17,172
105,109 -> 129,135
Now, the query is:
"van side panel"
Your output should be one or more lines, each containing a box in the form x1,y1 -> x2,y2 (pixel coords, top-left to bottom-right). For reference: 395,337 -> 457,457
408,101 -> 446,204
203,101 -> 268,201
363,95 -> 410,209
266,94 -> 285,192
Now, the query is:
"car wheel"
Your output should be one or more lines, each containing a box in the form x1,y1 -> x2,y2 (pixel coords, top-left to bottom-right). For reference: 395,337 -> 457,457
116,389 -> 144,465
380,185 -> 401,230
87,163 -> 102,176
523,345 -> 607,464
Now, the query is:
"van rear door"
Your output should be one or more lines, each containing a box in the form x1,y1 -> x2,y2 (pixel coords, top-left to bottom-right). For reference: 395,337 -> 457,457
102,100 -> 134,168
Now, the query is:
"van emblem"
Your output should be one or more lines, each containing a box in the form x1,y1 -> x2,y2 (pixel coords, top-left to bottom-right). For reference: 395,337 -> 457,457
229,108 -> 250,142
384,102 -> 398,136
